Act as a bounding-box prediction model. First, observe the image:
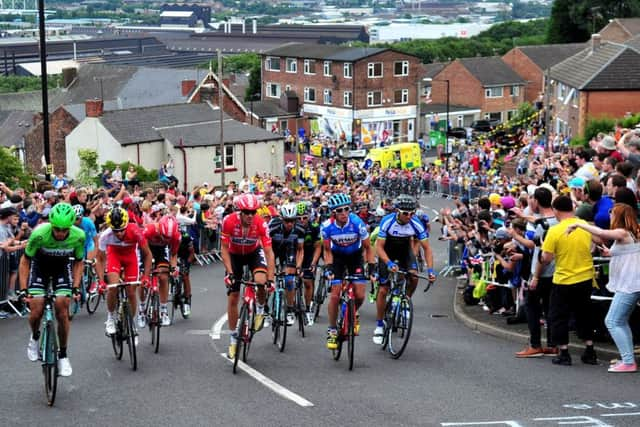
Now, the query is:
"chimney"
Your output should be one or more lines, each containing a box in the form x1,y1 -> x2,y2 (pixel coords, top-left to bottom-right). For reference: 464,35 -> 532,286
591,33 -> 602,52
181,79 -> 197,96
61,67 -> 77,88
85,99 -> 104,118
252,19 -> 257,34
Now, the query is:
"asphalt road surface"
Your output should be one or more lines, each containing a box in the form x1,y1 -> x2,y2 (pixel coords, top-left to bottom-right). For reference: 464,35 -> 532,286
2,195 -> 640,426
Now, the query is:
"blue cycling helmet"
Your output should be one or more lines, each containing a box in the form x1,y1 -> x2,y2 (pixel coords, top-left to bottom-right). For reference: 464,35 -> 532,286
327,193 -> 351,210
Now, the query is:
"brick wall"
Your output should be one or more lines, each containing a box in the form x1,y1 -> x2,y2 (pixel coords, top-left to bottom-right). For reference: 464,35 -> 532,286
502,48 -> 541,103
24,107 -> 79,175
192,76 -> 247,123
580,90 -> 640,135
599,23 -> 633,43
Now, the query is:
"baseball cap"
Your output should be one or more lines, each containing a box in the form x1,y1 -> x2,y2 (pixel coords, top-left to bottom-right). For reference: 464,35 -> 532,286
122,197 -> 133,205
568,177 -> 585,189
494,227 -> 510,240
43,190 -> 58,199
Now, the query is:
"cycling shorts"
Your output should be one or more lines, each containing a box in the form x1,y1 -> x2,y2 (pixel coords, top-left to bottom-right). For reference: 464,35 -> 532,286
28,258 -> 73,297
273,246 -> 296,268
178,258 -> 191,275
378,251 -> 418,286
106,249 -> 140,282
150,244 -> 170,267
331,251 -> 366,287
228,248 -> 267,295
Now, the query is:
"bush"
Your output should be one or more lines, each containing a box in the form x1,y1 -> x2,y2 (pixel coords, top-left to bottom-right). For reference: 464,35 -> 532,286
569,136 -> 587,147
584,117 -> 615,141
620,113 -> 640,129
101,161 -> 158,185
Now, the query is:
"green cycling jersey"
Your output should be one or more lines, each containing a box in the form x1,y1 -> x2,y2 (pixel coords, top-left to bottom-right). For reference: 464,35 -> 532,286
25,223 -> 86,261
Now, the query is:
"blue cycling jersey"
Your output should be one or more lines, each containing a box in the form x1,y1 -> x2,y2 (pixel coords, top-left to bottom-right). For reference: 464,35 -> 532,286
78,217 -> 97,255
321,213 -> 369,255
378,213 -> 428,241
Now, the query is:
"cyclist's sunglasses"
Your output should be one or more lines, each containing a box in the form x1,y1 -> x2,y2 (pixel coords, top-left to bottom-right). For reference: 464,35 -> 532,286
113,227 -> 126,233
283,218 -> 296,223
333,206 -> 350,213
398,210 -> 415,216
299,215 -> 309,221
241,210 -> 257,216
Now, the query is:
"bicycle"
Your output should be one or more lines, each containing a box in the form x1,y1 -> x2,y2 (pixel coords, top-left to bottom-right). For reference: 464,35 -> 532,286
84,259 -> 103,315
233,279 -> 268,374
270,271 -> 288,352
108,280 -> 140,371
145,267 -> 166,354
332,275 -> 361,371
293,275 -> 306,338
312,265 -> 329,322
69,258 -> 92,320
169,261 -> 188,324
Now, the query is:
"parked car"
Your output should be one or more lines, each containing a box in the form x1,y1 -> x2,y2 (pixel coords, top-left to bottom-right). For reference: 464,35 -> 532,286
471,119 -> 500,133
446,127 -> 468,139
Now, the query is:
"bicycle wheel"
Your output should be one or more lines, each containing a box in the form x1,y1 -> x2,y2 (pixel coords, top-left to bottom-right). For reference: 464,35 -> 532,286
381,298 -> 393,350
123,302 -> 137,371
68,299 -> 80,321
332,302 -> 344,361
112,301 -> 124,360
388,296 -> 413,359
313,278 -> 327,322
347,299 -> 355,371
297,286 -> 305,338
86,292 -> 101,314
42,320 -> 58,406
169,278 -> 177,325
233,304 -> 248,374
243,306 -> 254,363
148,293 -> 160,354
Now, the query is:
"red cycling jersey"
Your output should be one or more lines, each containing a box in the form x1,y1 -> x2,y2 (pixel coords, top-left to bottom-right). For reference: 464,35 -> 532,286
221,212 -> 272,255
143,223 -> 180,256
98,223 -> 147,281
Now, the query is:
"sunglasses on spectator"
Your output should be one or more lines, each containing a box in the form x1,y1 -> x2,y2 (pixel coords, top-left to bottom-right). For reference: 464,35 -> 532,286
299,216 -> 309,221
241,210 -> 257,216
333,206 -> 350,213
398,210 -> 414,216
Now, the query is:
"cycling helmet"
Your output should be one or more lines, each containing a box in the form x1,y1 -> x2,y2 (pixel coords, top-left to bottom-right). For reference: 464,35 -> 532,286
234,194 -> 260,211
296,202 -> 309,216
72,204 -> 84,219
159,215 -> 178,239
49,203 -> 76,229
105,207 -> 129,231
375,207 -> 386,217
280,203 -> 298,219
394,194 -> 417,211
327,193 -> 351,210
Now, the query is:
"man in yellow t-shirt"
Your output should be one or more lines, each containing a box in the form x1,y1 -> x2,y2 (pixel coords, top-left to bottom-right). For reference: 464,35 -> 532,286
540,195 -> 597,367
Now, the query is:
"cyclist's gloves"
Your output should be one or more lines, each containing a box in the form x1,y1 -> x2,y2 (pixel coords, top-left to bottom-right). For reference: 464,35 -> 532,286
72,287 -> 81,297
17,289 -> 29,302
266,280 -> 275,292
98,280 -> 107,293
224,273 -> 236,287
170,265 -> 180,277
141,275 -> 151,288
427,268 -> 436,280
386,260 -> 398,271
323,264 -> 334,278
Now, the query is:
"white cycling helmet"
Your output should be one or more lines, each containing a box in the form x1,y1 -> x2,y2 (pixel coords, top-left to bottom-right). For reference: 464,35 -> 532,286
280,203 -> 298,219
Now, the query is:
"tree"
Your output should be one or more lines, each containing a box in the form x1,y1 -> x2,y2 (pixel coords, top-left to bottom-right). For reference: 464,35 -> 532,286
0,147 -> 31,189
76,149 -> 99,187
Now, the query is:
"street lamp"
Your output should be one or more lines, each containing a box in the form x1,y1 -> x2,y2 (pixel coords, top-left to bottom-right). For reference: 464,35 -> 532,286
37,0 -> 51,180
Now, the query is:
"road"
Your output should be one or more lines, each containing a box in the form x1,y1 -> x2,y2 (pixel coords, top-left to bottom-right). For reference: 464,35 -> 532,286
1,195 -> 640,427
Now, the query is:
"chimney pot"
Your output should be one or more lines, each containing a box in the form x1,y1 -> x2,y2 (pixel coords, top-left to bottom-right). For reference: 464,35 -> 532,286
85,99 -> 104,118
591,33 -> 602,52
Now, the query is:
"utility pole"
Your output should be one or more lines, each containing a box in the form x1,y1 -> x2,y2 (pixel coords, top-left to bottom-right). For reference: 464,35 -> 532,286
217,49 -> 225,188
544,68 -> 551,143
37,0 -> 51,180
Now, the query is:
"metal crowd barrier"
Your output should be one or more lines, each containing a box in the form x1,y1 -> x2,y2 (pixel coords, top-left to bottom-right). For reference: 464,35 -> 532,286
422,180 -> 487,200
439,240 -> 464,277
0,249 -> 24,316
194,224 -> 222,266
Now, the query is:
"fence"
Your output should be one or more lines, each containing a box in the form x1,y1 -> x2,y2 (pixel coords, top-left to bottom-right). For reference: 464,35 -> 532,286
194,224 -> 222,266
377,177 -> 489,201
0,249 -> 24,316
439,239 -> 465,277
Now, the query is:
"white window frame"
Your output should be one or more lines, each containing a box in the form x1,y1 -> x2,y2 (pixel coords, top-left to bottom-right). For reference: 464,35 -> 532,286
343,90 -> 352,107
266,82 -> 281,98
304,87 -> 316,103
344,62 -> 353,79
323,89 -> 332,105
215,145 -> 234,169
286,58 -> 297,73
285,84 -> 291,92
265,56 -> 281,72
394,60 -> 409,76
571,89 -> 578,107
557,83 -> 566,100
367,62 -> 383,78
485,87 -> 503,98
367,91 -> 382,107
394,88 -> 409,104
511,86 -> 520,97
304,59 -> 316,75
324,61 -> 332,77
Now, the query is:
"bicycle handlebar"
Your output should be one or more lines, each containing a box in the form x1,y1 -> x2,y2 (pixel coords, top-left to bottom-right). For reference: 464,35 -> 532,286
107,281 -> 142,289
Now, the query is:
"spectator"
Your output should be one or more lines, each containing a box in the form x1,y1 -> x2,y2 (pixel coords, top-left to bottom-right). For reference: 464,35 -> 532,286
540,195 -> 598,366
101,169 -> 114,189
125,165 -> 140,188
111,165 -> 123,184
52,173 -> 68,190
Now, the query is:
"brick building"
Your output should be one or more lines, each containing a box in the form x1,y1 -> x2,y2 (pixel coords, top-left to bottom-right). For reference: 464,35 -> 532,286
260,42 -> 422,146
502,43 -> 584,104
429,56 -> 526,123
549,35 -> 640,137
598,18 -> 640,43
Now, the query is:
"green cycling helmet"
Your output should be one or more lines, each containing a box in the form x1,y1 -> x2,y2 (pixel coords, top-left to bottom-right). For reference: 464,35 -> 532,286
49,203 -> 76,229
296,202 -> 309,216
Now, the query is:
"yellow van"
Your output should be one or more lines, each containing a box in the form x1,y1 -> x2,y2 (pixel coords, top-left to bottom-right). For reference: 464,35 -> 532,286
365,143 -> 422,170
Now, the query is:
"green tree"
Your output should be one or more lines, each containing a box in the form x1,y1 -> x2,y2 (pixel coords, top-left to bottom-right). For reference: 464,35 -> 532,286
0,147 -> 31,188
76,148 -> 99,187
511,102 -> 538,126
584,116 -> 616,140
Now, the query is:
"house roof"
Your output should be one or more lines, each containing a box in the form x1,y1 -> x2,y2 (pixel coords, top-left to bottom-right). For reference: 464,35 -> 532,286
99,103 -> 219,145
420,103 -> 482,115
263,42 -> 388,62
0,110 -> 36,147
421,62 -> 446,79
457,57 -> 525,87
512,43 -> 586,70
550,42 -> 640,90
602,18 -> 640,38
158,120 -> 283,148
0,89 -> 64,112
625,34 -> 640,51
250,100 -> 298,118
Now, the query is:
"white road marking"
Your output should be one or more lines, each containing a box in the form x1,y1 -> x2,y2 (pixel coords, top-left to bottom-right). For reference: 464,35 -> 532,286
104,368 -> 111,378
185,329 -> 212,335
219,353 -> 314,407
601,412 -> 640,417
210,313 -> 228,340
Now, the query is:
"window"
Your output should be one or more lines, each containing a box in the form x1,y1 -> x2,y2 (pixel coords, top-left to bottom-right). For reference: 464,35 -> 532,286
324,61 -> 332,77
368,62 -> 383,78
394,60 -> 409,76
215,145 -> 234,169
507,110 -> 517,120
571,89 -> 578,107
511,85 -> 520,97
323,89 -> 332,105
285,84 -> 291,92
304,87 -> 316,102
485,87 -> 503,98
484,112 -> 503,122
394,89 -> 409,104
286,58 -> 297,73
343,90 -> 352,107
344,62 -> 353,78
557,83 -> 566,100
456,115 -> 464,127
265,56 -> 280,71
367,91 -> 382,106
304,59 -> 316,75
266,82 -> 281,98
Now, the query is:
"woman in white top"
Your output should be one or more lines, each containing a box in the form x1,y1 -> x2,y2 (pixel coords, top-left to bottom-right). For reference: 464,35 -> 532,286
567,203 -> 640,373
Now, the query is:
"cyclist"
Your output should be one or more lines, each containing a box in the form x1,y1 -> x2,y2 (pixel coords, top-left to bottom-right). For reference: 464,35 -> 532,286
373,195 -> 436,344
177,225 -> 195,317
297,201 -> 321,325
220,194 -> 275,359
96,207 -> 152,337
268,203 -> 305,326
141,215 -> 181,327
20,203 -> 85,377
321,193 -> 375,350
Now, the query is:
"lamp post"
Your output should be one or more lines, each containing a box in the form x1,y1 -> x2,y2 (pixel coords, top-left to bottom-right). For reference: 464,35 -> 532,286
37,0 -> 51,180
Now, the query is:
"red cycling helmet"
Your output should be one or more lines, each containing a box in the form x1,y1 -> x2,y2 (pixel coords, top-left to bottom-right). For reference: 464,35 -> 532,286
159,215 -> 178,240
234,194 -> 260,211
